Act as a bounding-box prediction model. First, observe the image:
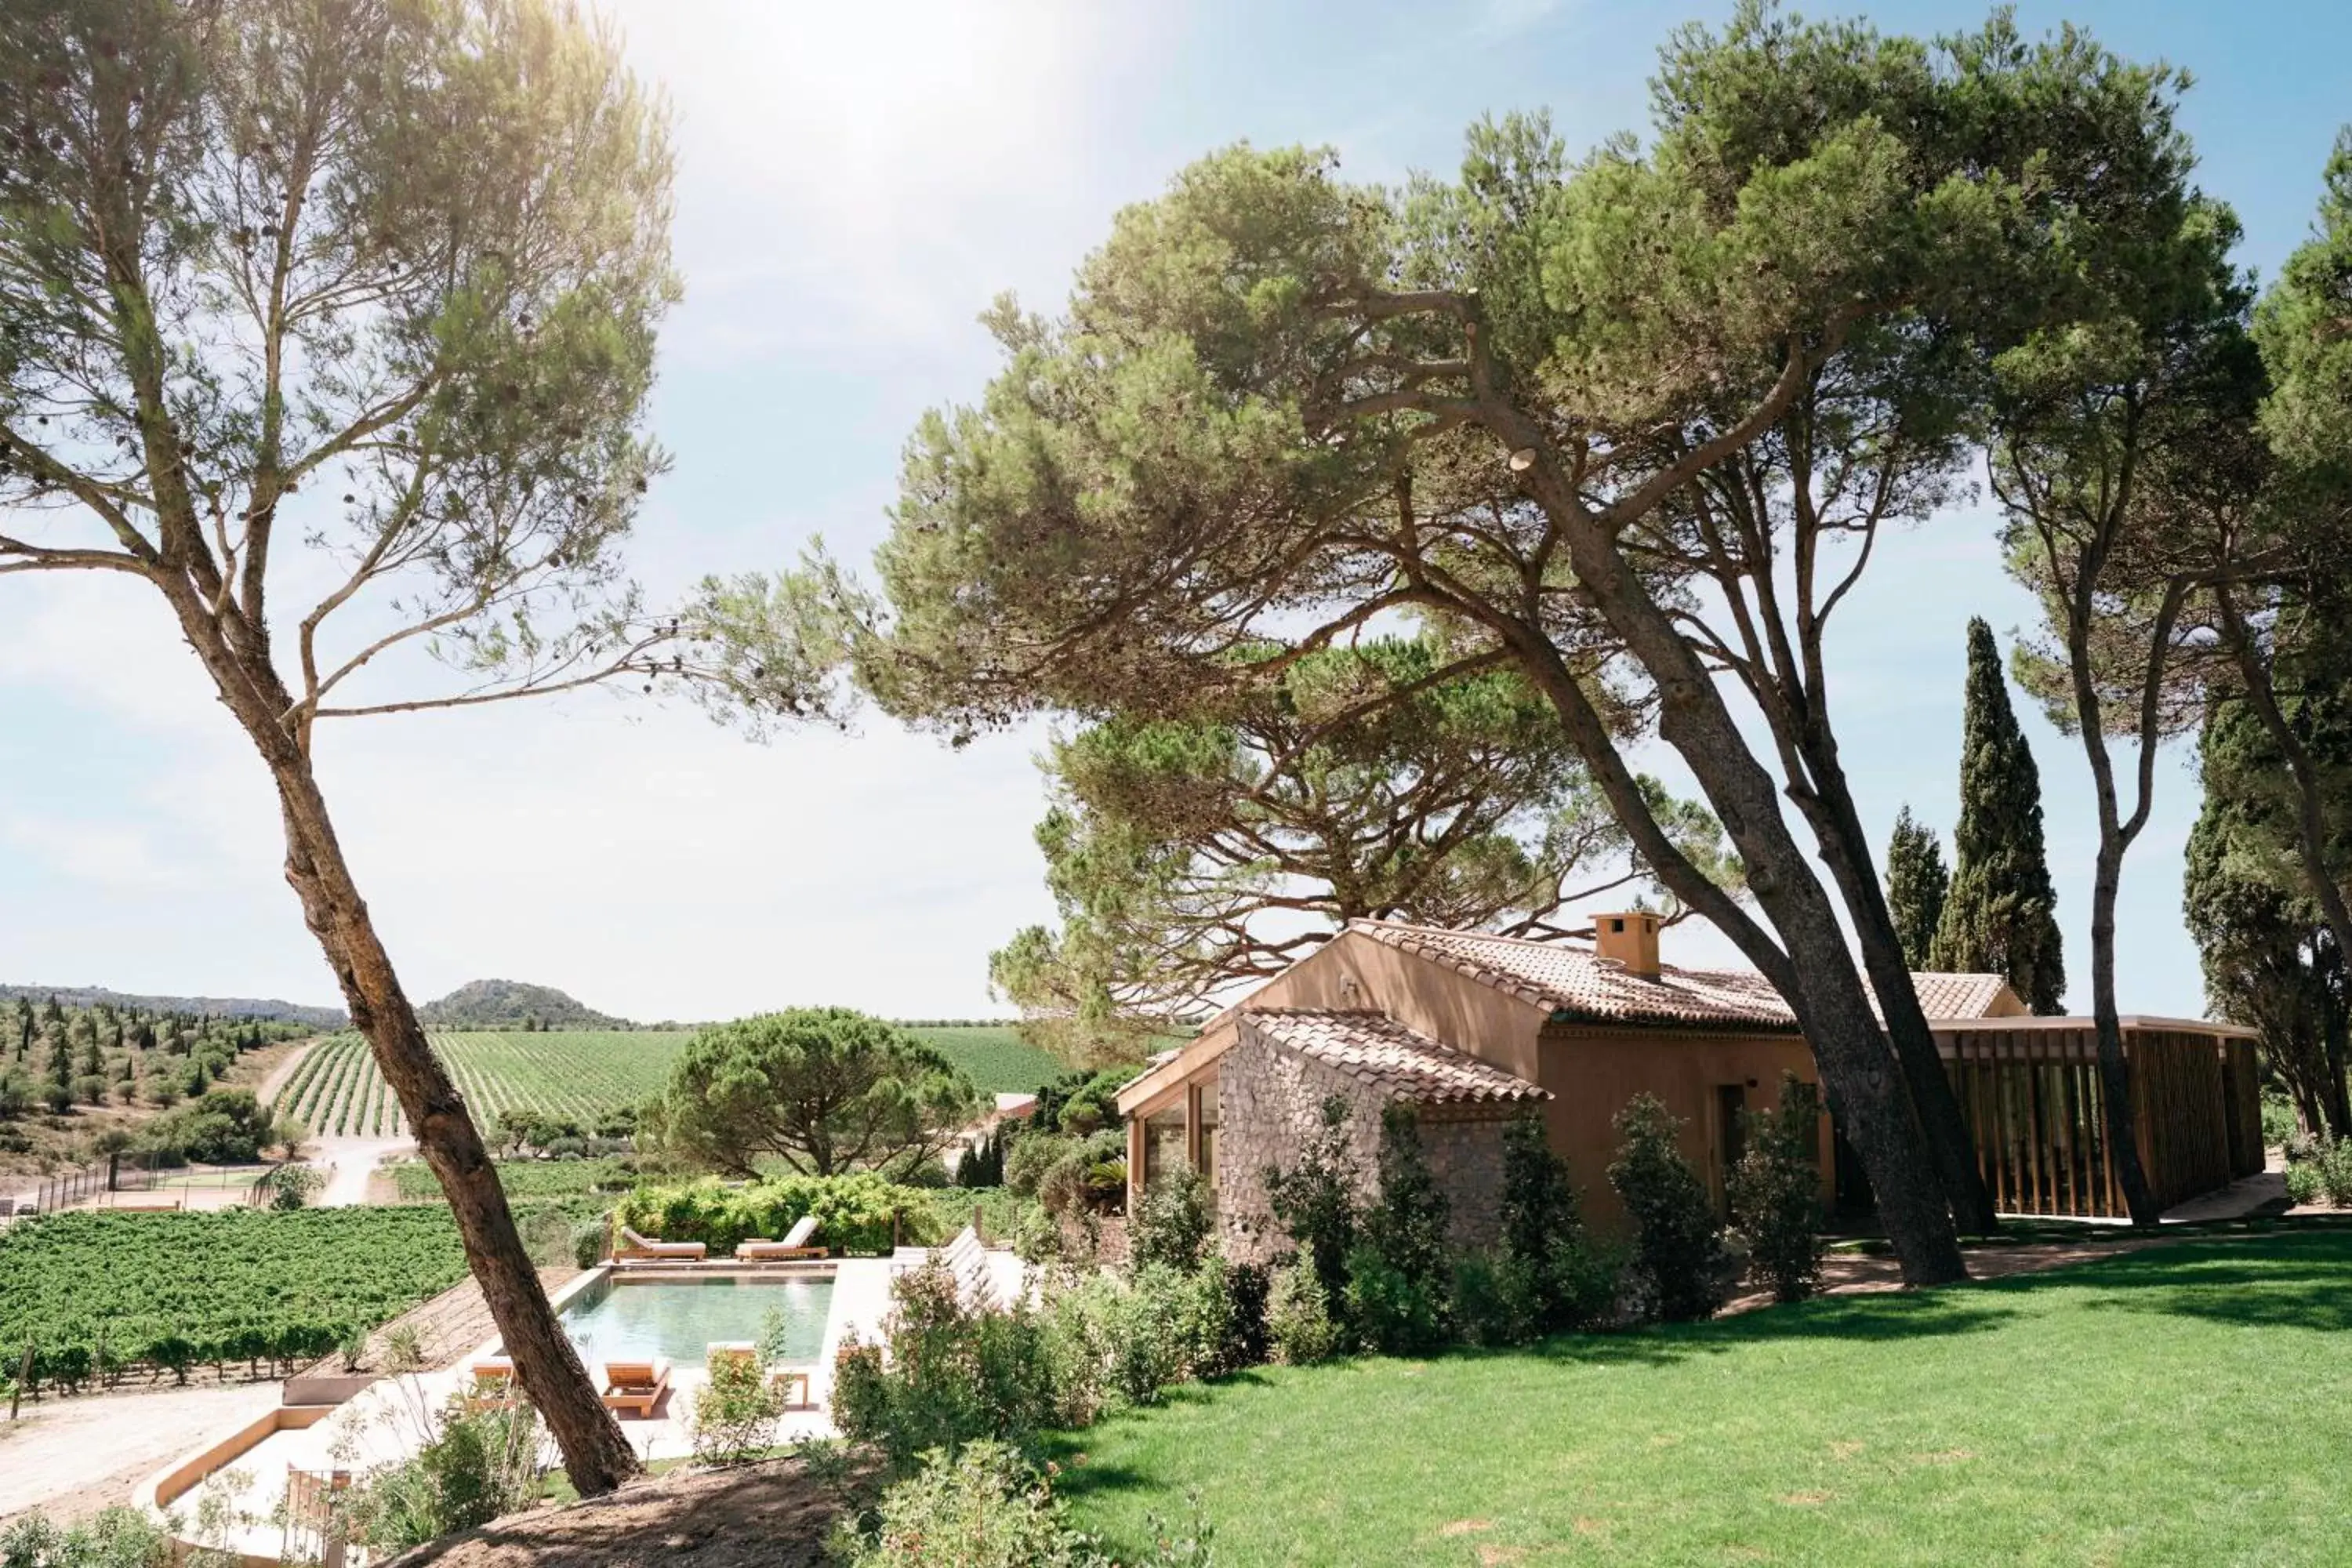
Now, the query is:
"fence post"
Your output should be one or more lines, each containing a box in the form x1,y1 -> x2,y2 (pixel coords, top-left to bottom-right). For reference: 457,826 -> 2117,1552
10,1344 -> 31,1418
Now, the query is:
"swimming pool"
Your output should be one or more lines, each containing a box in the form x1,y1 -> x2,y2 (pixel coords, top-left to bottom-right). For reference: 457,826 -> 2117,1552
555,1274 -> 835,1369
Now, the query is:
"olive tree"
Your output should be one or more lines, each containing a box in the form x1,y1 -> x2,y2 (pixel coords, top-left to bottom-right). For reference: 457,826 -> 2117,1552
0,0 -> 812,1491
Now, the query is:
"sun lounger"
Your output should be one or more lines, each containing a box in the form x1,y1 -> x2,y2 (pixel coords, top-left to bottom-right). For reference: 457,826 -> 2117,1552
614,1224 -> 706,1261
601,1357 -> 670,1417
734,1214 -> 826,1261
706,1341 -> 759,1377
463,1357 -> 518,1412
769,1365 -> 815,1409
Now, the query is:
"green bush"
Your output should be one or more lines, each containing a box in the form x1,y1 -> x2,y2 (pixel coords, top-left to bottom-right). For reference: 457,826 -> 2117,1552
1483,1112 -> 1619,1341
1348,1105 -> 1453,1354
1726,1075 -> 1826,1304
846,1441 -> 1111,1568
344,1402 -> 543,1554
0,1506 -> 170,1567
1129,1167 -> 1214,1273
831,1259 -> 1059,1477
2260,1093 -> 2299,1149
1264,1254 -> 1341,1366
691,1348 -> 784,1467
2321,1140 -> 2352,1207
1607,1094 -> 1730,1324
614,1172 -> 939,1255
2285,1160 -> 2325,1206
1264,1097 -> 1361,1319
135,1088 -> 275,1164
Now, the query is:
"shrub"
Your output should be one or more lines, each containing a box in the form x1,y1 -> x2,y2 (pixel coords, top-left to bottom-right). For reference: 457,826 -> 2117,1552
2260,1093 -> 2298,1149
1726,1074 -> 1827,1304
343,1402 -> 544,1554
1130,1167 -> 1215,1273
691,1350 -> 784,1467
1264,1097 -> 1361,1317
2285,1160 -> 2324,1206
614,1172 -> 936,1255
0,1505 -> 170,1567
136,1089 -> 276,1164
1264,1254 -> 1341,1366
1490,1112 -> 1618,1338
1010,1129 -> 1128,1217
1607,1094 -> 1730,1323
260,1163 -> 326,1211
846,1441 -> 1111,1568
1348,1105 -> 1452,1354
831,1259 -> 1057,1477
2322,1140 -> 2352,1208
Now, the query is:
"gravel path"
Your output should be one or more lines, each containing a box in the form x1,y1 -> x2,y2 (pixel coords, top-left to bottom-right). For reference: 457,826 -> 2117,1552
314,1134 -> 416,1207
0,1382 -> 283,1524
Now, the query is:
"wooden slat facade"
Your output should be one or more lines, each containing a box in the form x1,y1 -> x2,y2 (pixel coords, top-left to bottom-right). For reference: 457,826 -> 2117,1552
1934,1023 -> 2264,1219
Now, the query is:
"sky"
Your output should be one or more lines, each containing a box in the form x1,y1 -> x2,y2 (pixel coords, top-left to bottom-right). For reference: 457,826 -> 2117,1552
1,0 -> 2348,1023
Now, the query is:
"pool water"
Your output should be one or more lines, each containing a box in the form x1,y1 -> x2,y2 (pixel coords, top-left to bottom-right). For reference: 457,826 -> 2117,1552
557,1276 -> 835,1369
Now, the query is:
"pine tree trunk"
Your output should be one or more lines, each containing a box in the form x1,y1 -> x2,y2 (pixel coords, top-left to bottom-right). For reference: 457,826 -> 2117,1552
1783,753 -> 1999,1232
268,767 -> 641,1492
151,584 -> 641,1496
2087,831 -> 2159,1225
1493,485 -> 1966,1284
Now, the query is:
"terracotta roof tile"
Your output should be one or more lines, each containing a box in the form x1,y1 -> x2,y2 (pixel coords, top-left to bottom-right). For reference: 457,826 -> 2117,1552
1241,1009 -> 1548,1105
1906,972 -> 2016,1019
1348,920 -> 1799,1030
1346,919 -> 2013,1030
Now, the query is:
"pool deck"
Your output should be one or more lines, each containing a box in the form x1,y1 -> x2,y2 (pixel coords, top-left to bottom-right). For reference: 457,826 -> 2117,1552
151,1249 -> 1031,1559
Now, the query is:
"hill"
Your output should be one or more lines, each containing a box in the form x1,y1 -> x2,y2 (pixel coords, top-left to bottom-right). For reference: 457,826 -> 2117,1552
415,979 -> 626,1030
0,982 -> 343,1030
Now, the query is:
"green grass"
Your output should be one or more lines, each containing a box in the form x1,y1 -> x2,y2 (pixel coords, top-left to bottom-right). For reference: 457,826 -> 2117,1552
1051,1234 -> 2352,1566
904,1025 -> 1063,1095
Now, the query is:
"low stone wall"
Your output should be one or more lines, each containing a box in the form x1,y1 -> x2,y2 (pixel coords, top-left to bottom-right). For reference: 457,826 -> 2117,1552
1215,1028 -> 1515,1263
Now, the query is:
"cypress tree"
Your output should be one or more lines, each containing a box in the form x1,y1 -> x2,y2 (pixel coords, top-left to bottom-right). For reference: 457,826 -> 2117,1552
1932,618 -> 2067,1011
1884,805 -> 1950,971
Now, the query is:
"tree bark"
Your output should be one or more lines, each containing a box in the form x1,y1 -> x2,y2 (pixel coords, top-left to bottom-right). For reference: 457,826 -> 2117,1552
2086,828 -> 2159,1225
269,769 -> 641,1494
1787,760 -> 2000,1232
1499,462 -> 1966,1283
154,585 -> 641,1496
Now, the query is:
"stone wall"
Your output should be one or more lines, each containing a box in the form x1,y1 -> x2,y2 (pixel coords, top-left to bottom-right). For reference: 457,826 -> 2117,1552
1215,1025 -> 1517,1264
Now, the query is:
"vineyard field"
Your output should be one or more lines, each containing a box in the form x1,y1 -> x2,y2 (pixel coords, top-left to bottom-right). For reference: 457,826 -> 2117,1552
0,1207 -> 470,1388
274,1025 -> 1061,1134
274,1031 -> 693,1136
906,1025 -> 1063,1095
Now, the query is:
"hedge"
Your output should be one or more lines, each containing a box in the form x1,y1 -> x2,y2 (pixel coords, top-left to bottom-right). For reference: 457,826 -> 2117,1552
612,1173 -> 947,1255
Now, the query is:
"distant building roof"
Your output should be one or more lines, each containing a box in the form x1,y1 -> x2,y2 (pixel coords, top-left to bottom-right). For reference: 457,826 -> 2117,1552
1241,1009 -> 1549,1105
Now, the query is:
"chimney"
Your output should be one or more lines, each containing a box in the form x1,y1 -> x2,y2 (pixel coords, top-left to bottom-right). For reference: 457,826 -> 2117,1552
1594,911 -> 1661,978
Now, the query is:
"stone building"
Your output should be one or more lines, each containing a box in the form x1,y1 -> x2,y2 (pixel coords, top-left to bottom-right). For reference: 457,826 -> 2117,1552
1116,912 -> 2262,1243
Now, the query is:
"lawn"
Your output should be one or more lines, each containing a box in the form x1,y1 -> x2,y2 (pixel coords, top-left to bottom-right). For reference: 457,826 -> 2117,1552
1052,1234 -> 2352,1566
